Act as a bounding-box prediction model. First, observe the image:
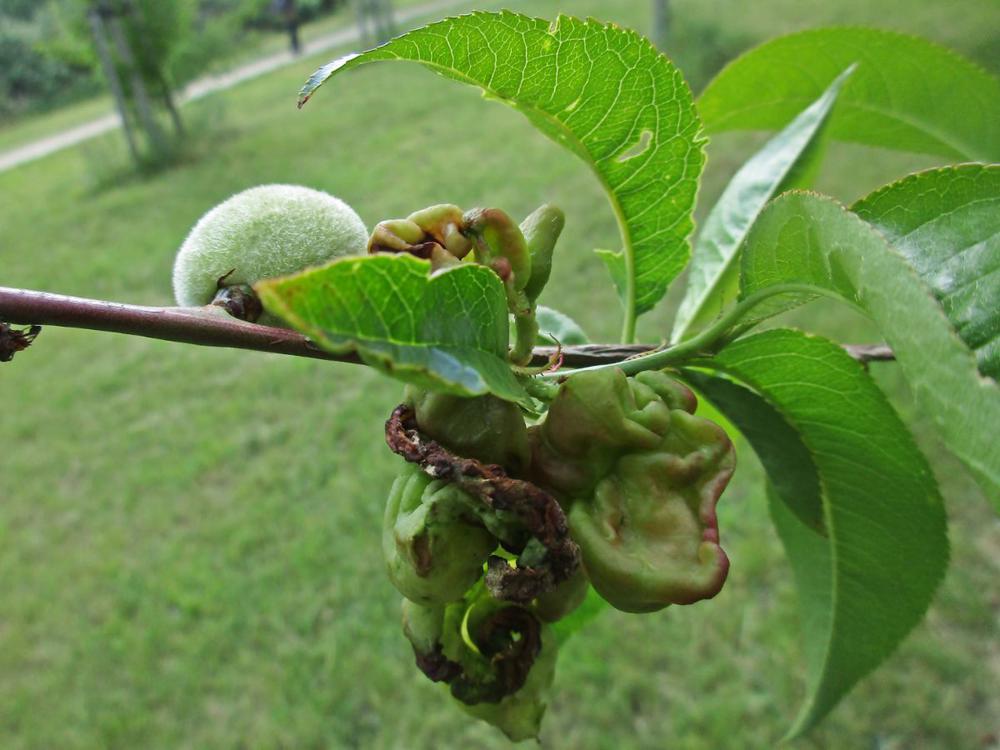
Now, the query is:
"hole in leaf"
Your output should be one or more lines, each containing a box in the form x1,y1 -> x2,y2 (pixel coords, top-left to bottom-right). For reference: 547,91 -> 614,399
615,129 -> 653,162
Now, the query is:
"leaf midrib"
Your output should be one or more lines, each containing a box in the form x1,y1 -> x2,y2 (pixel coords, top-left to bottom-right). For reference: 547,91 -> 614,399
707,96 -> 985,161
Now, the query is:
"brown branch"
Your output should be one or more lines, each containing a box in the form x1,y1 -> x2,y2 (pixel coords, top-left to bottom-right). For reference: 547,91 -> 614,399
0,286 -> 896,368
0,286 -> 361,364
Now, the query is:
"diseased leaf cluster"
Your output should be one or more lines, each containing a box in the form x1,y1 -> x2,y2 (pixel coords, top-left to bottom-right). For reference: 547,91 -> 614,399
267,13 -> 1000,741
258,12 -> 1000,742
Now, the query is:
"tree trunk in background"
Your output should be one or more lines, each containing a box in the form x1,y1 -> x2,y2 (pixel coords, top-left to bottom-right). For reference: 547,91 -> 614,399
356,0 -> 395,46
651,0 -> 670,50
354,0 -> 370,46
276,0 -> 301,55
87,7 -> 141,166
106,9 -> 168,158
374,0 -> 395,43
158,74 -> 186,138
128,0 -> 186,138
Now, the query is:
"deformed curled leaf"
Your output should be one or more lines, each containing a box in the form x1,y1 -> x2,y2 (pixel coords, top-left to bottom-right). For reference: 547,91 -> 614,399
299,11 -> 706,336
385,403 -> 581,603
568,417 -> 735,612
401,587 -> 559,742
529,368 -> 733,612
383,464 -> 498,606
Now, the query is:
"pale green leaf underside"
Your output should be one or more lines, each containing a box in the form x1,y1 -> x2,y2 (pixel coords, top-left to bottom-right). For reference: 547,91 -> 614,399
698,27 -> 1000,161
593,247 -> 626,310
535,305 -> 589,346
853,164 -> 1000,379
673,66 -> 853,342
300,11 -> 706,320
255,254 -> 527,404
739,192 -> 1000,507
697,330 -> 948,738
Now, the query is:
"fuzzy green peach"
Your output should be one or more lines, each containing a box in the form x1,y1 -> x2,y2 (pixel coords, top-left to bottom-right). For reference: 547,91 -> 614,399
172,184 -> 367,307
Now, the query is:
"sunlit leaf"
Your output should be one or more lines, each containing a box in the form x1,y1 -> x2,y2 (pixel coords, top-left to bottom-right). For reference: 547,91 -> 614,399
299,11 -> 706,335
853,164 -> 1000,379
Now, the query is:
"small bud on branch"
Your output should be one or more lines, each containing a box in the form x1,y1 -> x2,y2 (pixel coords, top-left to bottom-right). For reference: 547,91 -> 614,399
0,321 -> 41,362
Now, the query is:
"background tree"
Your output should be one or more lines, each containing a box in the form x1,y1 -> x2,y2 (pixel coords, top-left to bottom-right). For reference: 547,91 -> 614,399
274,0 -> 302,54
45,0 -> 193,166
355,0 -> 394,46
0,0 -> 100,119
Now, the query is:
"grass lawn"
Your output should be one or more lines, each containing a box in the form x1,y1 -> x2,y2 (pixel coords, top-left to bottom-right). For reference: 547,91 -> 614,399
1,1 -> 998,748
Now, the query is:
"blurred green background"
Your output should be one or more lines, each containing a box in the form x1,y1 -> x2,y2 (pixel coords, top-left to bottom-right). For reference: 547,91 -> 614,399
1,1 -> 998,748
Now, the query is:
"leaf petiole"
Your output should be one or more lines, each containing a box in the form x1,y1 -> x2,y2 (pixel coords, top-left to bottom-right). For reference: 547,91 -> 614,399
541,283 -> 824,380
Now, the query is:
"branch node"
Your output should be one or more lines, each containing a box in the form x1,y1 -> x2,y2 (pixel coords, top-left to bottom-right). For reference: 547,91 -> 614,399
0,322 -> 41,363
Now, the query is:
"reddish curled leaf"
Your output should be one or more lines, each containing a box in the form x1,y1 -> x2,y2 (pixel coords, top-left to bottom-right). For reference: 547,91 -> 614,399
449,606 -> 543,705
531,368 -> 735,612
385,404 -> 580,603
402,594 -> 548,707
414,644 -> 463,684
569,414 -> 736,612
529,368 -> 698,498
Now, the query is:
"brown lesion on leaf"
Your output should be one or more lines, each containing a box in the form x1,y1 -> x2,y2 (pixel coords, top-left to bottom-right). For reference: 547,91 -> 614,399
410,532 -> 433,577
484,557 -> 552,608
385,403 -> 580,603
0,322 -> 41,363
449,606 -> 542,704
410,604 -> 543,705
414,644 -> 463,683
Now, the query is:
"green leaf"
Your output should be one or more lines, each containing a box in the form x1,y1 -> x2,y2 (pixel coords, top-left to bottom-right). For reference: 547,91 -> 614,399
698,28 -> 1000,161
299,11 -> 706,337
255,254 -> 528,404
852,164 -> 1000,379
551,586 -> 606,646
673,66 -> 853,342
694,330 -> 948,738
593,248 -> 627,311
683,370 -> 822,533
535,305 -> 589,346
739,192 -> 1000,507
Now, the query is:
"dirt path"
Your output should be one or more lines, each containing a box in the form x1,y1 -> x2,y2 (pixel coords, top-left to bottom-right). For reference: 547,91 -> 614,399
0,0 -> 467,174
